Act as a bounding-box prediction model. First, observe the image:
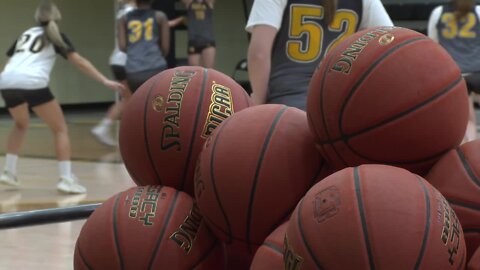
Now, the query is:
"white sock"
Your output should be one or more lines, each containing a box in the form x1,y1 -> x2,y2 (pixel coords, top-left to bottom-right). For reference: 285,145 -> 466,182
4,153 -> 18,174
59,160 -> 72,179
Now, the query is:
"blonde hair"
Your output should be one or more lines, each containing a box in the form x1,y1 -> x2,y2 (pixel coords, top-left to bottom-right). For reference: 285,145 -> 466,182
323,0 -> 338,26
34,0 -> 69,50
453,0 -> 475,20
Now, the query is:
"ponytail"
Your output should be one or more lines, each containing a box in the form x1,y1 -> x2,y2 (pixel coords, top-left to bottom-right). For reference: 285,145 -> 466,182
323,0 -> 337,26
34,0 -> 69,51
44,20 -> 69,50
454,0 -> 475,21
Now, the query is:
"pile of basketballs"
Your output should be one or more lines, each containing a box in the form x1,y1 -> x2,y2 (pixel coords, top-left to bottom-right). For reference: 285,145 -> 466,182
73,26 -> 479,270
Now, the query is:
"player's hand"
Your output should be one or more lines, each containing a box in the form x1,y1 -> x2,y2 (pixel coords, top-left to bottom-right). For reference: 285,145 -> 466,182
104,79 -> 126,92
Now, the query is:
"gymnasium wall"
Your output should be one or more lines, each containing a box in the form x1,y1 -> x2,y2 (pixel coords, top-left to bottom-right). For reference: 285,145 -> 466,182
0,0 -> 250,106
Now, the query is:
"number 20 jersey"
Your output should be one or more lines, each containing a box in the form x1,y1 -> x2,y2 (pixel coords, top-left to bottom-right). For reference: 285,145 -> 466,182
0,27 -> 72,90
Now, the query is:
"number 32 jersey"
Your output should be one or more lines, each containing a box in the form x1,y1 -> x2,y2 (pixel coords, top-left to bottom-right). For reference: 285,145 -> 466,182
0,26 -> 74,90
246,0 -> 393,100
428,5 -> 480,74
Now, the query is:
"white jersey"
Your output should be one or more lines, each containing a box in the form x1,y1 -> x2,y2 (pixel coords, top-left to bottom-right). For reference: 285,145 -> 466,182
109,4 -> 135,66
0,27 -> 72,90
246,0 -> 393,32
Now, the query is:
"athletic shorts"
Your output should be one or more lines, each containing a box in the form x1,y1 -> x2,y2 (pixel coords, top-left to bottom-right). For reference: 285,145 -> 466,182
1,87 -> 54,108
126,67 -> 165,93
188,40 -> 216,55
111,65 -> 127,81
464,72 -> 480,94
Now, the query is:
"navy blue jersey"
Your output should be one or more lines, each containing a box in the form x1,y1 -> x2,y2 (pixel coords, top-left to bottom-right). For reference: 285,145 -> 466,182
268,0 -> 363,105
187,0 -> 215,44
436,4 -> 480,73
125,9 -> 166,73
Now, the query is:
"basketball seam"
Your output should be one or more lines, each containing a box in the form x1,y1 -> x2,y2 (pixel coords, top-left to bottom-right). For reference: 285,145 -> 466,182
266,162 -> 325,245
202,213 -> 252,242
112,193 -> 125,270
180,68 -> 209,190
413,176 -> 432,270
208,116 -> 234,243
77,243 -> 94,270
147,187 -> 179,270
318,49 -> 349,167
246,105 -> 289,252
297,198 -> 325,270
354,167 -> 376,270
447,199 -> 480,211
262,241 -> 283,255
464,228 -> 480,233
337,37 -> 427,139
142,77 -> 163,184
336,76 -> 463,165
189,238 -> 220,269
456,148 -> 480,188
457,250 -> 466,270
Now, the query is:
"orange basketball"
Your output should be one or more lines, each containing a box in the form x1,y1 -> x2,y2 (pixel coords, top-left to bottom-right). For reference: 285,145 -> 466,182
307,26 -> 469,175
426,139 -> 480,260
74,186 -> 225,269
250,223 -> 287,270
119,66 -> 252,195
285,165 -> 467,269
469,247 -> 480,270
195,104 -> 325,257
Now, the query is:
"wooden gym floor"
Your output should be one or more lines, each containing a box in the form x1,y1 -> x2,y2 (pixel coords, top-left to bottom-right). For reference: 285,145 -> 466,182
0,106 -> 134,270
0,105 -> 479,270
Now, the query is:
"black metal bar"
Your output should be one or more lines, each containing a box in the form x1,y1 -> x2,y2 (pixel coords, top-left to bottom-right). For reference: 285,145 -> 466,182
0,203 -> 101,229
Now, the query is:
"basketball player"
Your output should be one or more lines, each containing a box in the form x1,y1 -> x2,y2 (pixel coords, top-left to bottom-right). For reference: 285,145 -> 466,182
91,0 -> 136,147
428,0 -> 479,142
182,0 -> 216,68
0,1 -> 125,194
118,0 -> 170,92
246,0 -> 393,110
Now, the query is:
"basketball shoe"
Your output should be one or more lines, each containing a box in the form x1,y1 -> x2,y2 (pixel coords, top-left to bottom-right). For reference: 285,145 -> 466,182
0,170 -> 19,186
57,174 -> 87,194
91,125 -> 117,147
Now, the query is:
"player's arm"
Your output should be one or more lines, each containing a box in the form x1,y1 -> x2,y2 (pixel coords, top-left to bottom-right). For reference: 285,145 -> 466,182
67,52 -> 125,92
168,16 -> 185,28
181,0 -> 193,7
156,11 -> 170,56
206,0 -> 214,8
427,6 -> 442,42
1,40 -> 17,73
247,25 -> 277,105
118,16 -> 127,52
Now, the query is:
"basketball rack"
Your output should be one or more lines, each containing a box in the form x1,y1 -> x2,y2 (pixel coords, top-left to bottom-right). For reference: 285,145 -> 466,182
0,203 -> 100,229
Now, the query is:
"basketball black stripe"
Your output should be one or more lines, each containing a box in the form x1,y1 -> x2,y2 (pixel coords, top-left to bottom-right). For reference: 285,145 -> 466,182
180,68 -> 209,190
147,188 -> 179,269
246,105 -> 289,251
297,198 -> 325,270
112,193 -> 125,270
414,176 -> 432,270
456,147 -> 480,188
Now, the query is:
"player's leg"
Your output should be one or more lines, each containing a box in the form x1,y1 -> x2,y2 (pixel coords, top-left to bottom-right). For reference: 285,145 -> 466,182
30,89 -> 86,194
188,41 -> 202,66
201,45 -> 216,68
0,90 -> 31,186
91,65 -> 129,146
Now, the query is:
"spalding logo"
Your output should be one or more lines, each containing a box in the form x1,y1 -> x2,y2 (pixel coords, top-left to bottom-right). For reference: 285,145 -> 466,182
378,34 -> 395,46
152,95 -> 165,112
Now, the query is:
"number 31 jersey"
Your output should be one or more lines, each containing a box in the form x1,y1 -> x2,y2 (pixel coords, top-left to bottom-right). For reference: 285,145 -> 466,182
0,26 -> 74,90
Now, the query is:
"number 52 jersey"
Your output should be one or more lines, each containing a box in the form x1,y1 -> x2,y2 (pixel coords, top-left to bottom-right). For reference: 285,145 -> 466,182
245,0 -> 393,100
0,26 -> 75,90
